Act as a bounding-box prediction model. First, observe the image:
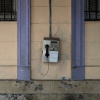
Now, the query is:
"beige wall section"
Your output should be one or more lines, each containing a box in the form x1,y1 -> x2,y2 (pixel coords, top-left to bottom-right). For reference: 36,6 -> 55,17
85,22 -> 100,79
0,22 -> 17,79
31,0 -> 71,80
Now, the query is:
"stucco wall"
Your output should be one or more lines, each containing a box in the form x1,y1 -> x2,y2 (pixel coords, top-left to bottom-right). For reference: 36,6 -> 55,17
0,1 -> 99,100
31,0 -> 71,80
0,0 -> 71,80
0,22 -> 17,79
0,0 -> 100,80
85,22 -> 100,79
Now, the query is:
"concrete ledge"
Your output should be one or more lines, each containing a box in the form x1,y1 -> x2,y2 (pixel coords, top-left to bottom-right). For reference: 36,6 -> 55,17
0,80 -> 100,94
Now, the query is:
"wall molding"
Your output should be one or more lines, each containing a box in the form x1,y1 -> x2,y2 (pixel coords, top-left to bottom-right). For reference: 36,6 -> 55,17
17,0 -> 30,80
71,0 -> 85,80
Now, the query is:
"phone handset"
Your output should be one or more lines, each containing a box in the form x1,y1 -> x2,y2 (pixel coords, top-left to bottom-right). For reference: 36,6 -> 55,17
45,44 -> 49,58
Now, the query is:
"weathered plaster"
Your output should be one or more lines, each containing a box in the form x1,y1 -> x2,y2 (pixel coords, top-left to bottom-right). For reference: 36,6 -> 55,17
0,81 -> 99,100
0,81 -> 99,94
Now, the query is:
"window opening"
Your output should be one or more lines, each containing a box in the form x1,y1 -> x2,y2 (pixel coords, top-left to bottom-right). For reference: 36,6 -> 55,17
0,0 -> 17,21
85,0 -> 100,21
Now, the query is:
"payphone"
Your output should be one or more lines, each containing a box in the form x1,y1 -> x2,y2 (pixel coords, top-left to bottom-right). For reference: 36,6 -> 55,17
42,37 -> 59,63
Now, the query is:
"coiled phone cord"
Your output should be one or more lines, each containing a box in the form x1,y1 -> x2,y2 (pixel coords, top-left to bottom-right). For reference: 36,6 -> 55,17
38,57 -> 50,76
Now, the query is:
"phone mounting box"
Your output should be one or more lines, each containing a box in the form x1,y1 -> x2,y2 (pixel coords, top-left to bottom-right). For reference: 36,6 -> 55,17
42,37 -> 59,63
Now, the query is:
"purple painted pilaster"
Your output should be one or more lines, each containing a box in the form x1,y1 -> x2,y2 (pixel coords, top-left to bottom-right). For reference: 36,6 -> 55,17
17,0 -> 30,80
71,0 -> 85,80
